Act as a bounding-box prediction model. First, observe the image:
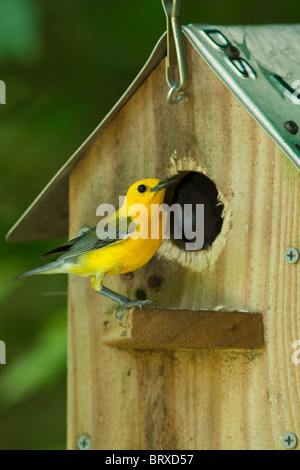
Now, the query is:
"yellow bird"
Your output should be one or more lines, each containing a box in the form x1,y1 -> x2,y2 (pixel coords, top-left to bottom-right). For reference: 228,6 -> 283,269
16,177 -> 177,318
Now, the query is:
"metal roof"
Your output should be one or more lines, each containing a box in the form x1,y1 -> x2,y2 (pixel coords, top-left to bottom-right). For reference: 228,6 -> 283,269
184,23 -> 300,171
7,23 -> 300,242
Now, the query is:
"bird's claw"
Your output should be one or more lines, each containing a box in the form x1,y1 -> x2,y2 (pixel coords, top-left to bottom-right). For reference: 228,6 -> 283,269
115,299 -> 154,325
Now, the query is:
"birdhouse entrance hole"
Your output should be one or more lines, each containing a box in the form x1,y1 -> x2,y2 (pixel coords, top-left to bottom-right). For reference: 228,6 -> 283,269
167,171 -> 224,251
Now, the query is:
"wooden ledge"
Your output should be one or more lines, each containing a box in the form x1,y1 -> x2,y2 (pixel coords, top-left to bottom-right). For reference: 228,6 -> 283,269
102,307 -> 264,350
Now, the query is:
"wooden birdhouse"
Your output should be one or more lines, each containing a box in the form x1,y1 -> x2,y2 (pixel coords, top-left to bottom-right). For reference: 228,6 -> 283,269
7,21 -> 300,450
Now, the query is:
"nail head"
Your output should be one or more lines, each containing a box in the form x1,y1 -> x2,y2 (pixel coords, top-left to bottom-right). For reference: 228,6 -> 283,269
225,45 -> 240,60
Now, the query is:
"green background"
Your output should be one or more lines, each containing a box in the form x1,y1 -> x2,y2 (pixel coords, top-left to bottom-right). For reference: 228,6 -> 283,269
0,0 -> 299,450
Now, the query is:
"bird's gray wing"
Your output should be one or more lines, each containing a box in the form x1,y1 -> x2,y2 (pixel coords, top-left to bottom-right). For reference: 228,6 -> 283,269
41,216 -> 135,260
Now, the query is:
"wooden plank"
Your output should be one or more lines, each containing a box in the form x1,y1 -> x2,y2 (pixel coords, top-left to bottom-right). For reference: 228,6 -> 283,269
67,37 -> 300,450
102,308 -> 264,350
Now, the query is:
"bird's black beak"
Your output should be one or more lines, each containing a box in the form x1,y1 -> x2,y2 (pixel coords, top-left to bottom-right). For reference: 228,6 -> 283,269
150,176 -> 178,192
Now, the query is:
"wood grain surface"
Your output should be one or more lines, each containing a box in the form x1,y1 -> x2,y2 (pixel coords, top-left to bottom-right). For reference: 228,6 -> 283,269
67,37 -> 300,450
103,307 -> 264,350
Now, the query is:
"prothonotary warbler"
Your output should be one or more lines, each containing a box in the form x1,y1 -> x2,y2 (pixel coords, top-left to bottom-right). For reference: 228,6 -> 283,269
16,177 -> 177,319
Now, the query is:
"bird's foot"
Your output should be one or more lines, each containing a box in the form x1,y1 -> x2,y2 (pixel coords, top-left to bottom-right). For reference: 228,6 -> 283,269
115,299 -> 154,325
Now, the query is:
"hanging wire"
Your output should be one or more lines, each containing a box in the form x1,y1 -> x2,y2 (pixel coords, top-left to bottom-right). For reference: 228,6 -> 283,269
161,0 -> 188,104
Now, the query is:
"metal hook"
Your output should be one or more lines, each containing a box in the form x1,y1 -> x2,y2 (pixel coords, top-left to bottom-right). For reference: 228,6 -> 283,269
167,84 -> 184,104
162,0 -> 188,104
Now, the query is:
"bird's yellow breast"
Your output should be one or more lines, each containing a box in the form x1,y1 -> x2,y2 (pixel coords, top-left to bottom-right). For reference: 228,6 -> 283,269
68,203 -> 167,277
72,235 -> 162,276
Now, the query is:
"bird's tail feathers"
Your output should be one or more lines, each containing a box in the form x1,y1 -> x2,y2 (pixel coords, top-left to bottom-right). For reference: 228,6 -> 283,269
15,260 -> 65,280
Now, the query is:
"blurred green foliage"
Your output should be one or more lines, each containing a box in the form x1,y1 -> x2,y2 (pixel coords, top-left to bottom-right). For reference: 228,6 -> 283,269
0,0 -> 41,63
0,0 -> 300,450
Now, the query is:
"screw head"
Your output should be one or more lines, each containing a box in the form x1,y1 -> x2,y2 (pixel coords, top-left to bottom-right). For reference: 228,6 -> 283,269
77,226 -> 90,236
282,432 -> 297,449
77,434 -> 92,450
284,120 -> 299,135
224,45 -> 240,60
284,247 -> 299,264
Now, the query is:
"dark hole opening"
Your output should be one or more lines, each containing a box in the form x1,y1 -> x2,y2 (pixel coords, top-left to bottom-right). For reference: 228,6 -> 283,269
166,171 -> 224,251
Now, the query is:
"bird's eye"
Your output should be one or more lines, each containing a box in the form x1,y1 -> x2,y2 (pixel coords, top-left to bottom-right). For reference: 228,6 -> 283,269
138,184 -> 147,193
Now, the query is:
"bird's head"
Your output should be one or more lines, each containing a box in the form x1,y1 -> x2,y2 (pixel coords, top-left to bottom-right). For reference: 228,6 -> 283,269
123,177 -> 177,209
